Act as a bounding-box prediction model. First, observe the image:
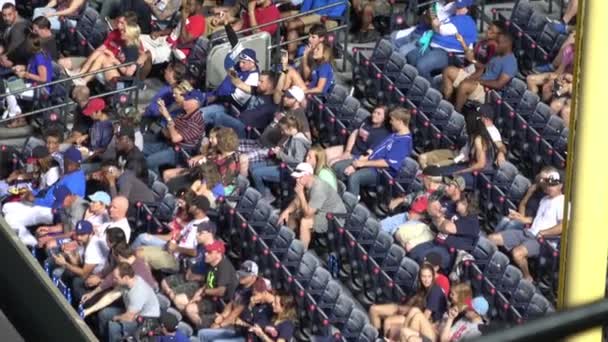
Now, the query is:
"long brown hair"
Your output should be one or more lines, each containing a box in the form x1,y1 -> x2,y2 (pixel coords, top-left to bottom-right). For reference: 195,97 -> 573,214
275,293 -> 297,322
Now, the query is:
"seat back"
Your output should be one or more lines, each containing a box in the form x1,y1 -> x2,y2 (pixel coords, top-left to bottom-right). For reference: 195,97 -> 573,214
357,323 -> 380,342
158,194 -> 177,222
511,0 -> 535,28
381,244 -> 406,275
529,102 -> 553,129
485,251 -> 510,284
336,96 -> 361,122
429,100 -> 454,126
318,279 -> 342,310
250,201 -> 274,227
395,64 -> 419,92
352,108 -> 372,129
418,88 -> 443,115
524,293 -> 554,319
370,39 -> 394,66
341,309 -> 368,338
151,181 -> 168,202
515,90 -> 540,118
186,37 -> 211,84
494,161 -> 520,190
270,227 -> 296,259
472,236 -> 498,269
296,252 -> 323,288
396,157 -> 420,188
75,7 -> 108,49
283,239 -> 306,272
537,24 -> 563,54
345,204 -> 372,237
358,218 -> 381,248
497,265 -> 523,296
394,257 -> 419,295
341,191 -> 359,214
236,188 -> 262,215
512,279 -> 536,309
554,127 -> 569,155
369,231 -> 393,263
525,12 -> 548,39
443,111 -> 466,141
508,174 -> 532,205
542,115 -> 565,143
307,267 -> 332,298
406,76 -> 430,106
326,84 -> 350,110
385,52 -> 407,78
328,294 -> 355,328
502,78 -> 527,107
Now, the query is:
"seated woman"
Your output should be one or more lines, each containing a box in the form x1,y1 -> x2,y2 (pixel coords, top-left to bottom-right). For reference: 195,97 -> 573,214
378,263 -> 447,340
283,41 -> 335,95
249,116 -> 311,203
324,105 -> 391,167
442,21 -> 504,101
434,114 -> 496,188
306,145 -> 338,191
333,107 -> 413,197
76,22 -> 142,86
4,33 -> 53,127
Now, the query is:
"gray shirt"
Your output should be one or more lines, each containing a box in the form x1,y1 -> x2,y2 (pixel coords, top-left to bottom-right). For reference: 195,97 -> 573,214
308,177 -> 347,233
123,276 -> 160,318
111,170 -> 156,204
62,197 -> 89,233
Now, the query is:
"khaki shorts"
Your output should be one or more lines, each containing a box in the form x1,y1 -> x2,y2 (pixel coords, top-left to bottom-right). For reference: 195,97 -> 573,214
453,68 -> 486,103
139,246 -> 179,271
394,221 -> 434,250
419,149 -> 457,168
287,11 -> 338,32
361,0 -> 392,16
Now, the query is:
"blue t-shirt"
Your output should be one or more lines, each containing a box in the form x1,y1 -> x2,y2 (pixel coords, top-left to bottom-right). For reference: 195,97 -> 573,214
426,284 -> 448,322
158,331 -> 190,342
89,120 -> 114,150
34,170 -> 86,208
310,62 -> 334,94
301,0 -> 346,18
431,14 -> 477,52
28,52 -> 53,92
191,244 -> 207,275
368,132 -> 413,176
144,85 -> 175,117
481,52 -> 518,82
211,182 -> 226,199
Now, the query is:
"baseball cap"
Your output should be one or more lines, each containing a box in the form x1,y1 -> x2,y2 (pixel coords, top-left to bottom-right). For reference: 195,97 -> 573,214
542,170 -> 562,185
74,220 -> 93,235
239,48 -> 258,63
53,185 -> 73,208
478,104 -> 496,122
32,145 -> 50,159
291,162 -> 314,179
444,175 -> 466,191
64,146 -> 82,164
160,311 -> 179,332
206,240 -> 226,254
183,89 -> 206,103
236,260 -> 259,279
82,98 -> 106,116
116,125 -> 135,140
467,296 -> 489,316
88,191 -> 111,206
409,195 -> 429,214
285,86 -> 305,103
420,165 -> 442,178
424,251 -> 443,268
197,221 -> 217,235
191,196 -> 211,212
456,0 -> 474,8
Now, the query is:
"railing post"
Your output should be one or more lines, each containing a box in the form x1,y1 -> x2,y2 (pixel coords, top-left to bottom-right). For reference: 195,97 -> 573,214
342,2 -> 350,72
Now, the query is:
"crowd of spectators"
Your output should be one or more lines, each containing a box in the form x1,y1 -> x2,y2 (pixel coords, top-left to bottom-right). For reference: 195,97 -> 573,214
0,0 -> 574,340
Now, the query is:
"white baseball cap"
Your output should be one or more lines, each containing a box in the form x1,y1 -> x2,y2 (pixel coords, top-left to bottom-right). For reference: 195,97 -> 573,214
291,162 -> 314,178
285,86 -> 305,103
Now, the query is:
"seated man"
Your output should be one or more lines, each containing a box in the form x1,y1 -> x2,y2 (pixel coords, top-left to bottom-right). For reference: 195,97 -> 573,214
0,3 -> 30,68
140,0 -> 206,65
183,240 -> 238,328
449,32 -> 517,112
333,107 -> 413,197
96,196 -> 132,242
278,163 -> 347,249
352,0 -> 391,43
98,262 -> 160,341
2,147 -> 86,247
233,0 -> 281,36
64,98 -> 114,163
138,196 -> 211,272
488,167 -> 564,281
100,160 -> 156,206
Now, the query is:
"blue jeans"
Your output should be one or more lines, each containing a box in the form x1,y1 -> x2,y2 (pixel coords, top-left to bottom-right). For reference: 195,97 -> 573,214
131,233 -> 168,249
201,104 -> 247,138
391,30 -> 422,56
406,46 -> 450,81
250,165 -> 281,196
98,306 -> 124,341
143,141 -> 177,175
494,217 -> 526,232
381,212 -> 409,236
347,168 -> 380,197
198,328 -> 245,342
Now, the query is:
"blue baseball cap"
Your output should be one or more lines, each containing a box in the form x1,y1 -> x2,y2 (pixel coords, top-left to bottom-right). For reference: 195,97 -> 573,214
74,220 -> 93,235
183,89 -> 206,104
53,185 -> 73,208
469,296 -> 489,316
239,48 -> 258,63
64,146 -> 82,164
88,191 -> 111,206
456,0 -> 474,8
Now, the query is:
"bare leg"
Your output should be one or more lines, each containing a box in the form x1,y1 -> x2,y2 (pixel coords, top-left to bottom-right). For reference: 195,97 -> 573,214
299,216 -> 314,249
454,80 -> 478,112
562,0 -> 578,24
325,145 -> 346,166
512,245 -> 533,280
442,66 -> 460,100
488,232 -> 505,247
239,155 -> 250,177
185,302 -> 202,327
369,303 -> 400,331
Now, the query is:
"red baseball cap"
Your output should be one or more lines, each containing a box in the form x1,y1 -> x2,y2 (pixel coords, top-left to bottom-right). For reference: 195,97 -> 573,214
409,195 -> 429,214
82,98 -> 106,116
206,240 -> 226,254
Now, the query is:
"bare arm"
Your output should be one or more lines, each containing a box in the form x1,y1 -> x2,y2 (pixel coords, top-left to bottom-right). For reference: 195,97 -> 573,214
53,0 -> 85,17
343,130 -> 358,155
83,290 -> 122,317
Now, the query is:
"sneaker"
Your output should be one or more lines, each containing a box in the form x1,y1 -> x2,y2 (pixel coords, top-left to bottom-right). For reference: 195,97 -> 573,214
533,63 -> 555,73
552,22 -> 568,34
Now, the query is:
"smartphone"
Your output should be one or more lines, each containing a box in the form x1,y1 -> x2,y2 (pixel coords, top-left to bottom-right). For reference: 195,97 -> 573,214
228,68 -> 238,78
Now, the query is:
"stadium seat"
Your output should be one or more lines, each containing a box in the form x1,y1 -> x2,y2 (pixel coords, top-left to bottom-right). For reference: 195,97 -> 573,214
356,323 -> 380,342
307,268 -> 333,300
514,91 -> 540,119
494,161 -> 520,191
528,102 -> 553,130
541,115 -> 565,144
369,39 -> 394,70
318,280 -> 343,312
472,236 -> 498,270
524,12 -> 548,40
418,89 -> 443,120
405,76 -> 431,108
341,192 -> 360,214
340,309 -> 369,339
481,277 -> 498,318
384,52 -> 408,81
353,231 -> 393,301
497,265 -> 524,297
296,252 -> 324,289
523,293 -> 554,320
485,251 -> 510,285
429,100 -> 455,130
392,64 -> 419,97
269,226 -> 296,262
326,294 -> 355,330
511,279 -> 536,311
176,322 -> 193,337
235,188 -> 263,217
186,37 -> 211,87
389,257 -> 419,301
501,78 -> 528,109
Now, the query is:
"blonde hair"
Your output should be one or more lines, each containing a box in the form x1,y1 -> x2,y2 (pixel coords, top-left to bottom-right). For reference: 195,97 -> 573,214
309,145 -> 329,175
389,107 -> 412,126
451,283 -> 473,310
123,23 -> 141,46
175,80 -> 194,95
315,41 -> 334,64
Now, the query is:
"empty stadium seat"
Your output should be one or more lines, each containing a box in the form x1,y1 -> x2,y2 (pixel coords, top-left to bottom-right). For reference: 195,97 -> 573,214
340,309 -> 369,339
511,279 -> 537,311
296,252 -> 324,289
405,76 -> 431,107
523,293 -> 554,320
485,251 -> 510,285
472,236 -> 498,270
497,265 -> 524,296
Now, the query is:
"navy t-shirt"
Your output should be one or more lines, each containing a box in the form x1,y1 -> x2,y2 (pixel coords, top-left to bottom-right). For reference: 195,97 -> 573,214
310,62 -> 334,94
426,284 -> 447,322
352,119 -> 391,157
239,94 -> 277,129
190,244 -> 207,275
440,214 -> 480,251
117,44 -> 139,64
89,120 -> 114,150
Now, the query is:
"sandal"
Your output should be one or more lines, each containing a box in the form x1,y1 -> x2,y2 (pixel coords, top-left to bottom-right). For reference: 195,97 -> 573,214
6,117 -> 27,128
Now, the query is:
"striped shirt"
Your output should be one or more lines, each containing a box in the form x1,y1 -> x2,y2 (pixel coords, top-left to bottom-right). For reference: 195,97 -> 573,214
173,110 -> 205,150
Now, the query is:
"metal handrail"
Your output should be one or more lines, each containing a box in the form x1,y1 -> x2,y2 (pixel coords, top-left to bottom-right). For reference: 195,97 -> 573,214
0,61 -> 137,99
0,85 -> 139,124
210,0 -> 349,43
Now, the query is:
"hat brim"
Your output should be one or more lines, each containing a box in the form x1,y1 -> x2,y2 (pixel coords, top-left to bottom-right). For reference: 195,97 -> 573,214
291,171 -> 309,178
236,271 -> 256,279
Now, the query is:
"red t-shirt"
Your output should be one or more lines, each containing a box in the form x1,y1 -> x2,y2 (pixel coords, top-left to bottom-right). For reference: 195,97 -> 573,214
178,14 -> 206,56
242,5 -> 281,36
435,273 -> 451,297
103,29 -> 124,57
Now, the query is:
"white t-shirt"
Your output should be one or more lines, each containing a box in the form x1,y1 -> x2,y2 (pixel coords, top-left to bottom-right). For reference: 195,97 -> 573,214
99,217 -> 132,244
87,211 -> 110,232
84,235 -> 108,274
40,166 -> 61,189
232,72 -> 259,106
175,217 -> 208,258
486,125 -> 502,143
529,194 -> 564,236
